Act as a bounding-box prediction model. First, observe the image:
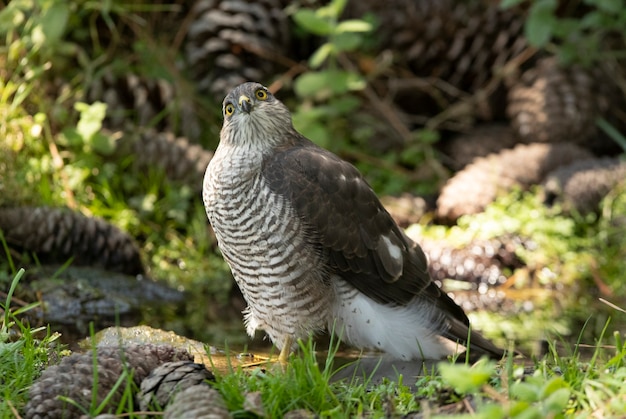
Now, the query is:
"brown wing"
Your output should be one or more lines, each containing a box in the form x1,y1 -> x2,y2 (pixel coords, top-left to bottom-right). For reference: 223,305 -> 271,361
261,136 -> 469,326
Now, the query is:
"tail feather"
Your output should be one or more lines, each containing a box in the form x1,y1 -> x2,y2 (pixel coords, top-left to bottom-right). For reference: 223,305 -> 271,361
446,317 -> 506,361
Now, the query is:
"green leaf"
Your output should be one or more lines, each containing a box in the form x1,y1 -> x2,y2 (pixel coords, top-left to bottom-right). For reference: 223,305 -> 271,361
328,0 -> 348,18
328,95 -> 360,113
33,2 -> 70,47
477,404 -> 506,419
75,101 -> 107,142
59,127 -> 82,147
593,0 -> 623,14
89,132 -> 116,155
525,0 -> 557,47
294,71 -> 332,98
342,71 -> 366,91
512,405 -> 543,419
0,4 -> 25,34
539,376 -> 567,399
292,9 -> 333,36
509,400 -> 532,417
326,70 -> 364,94
332,32 -> 362,52
415,128 -> 440,144
335,19 -> 372,33
543,388 -> 570,412
438,358 -> 495,394
295,69 -> 365,99
580,11 -> 605,29
550,18 -> 580,38
400,145 -> 424,166
555,43 -> 578,66
309,42 -> 334,68
511,381 -> 540,402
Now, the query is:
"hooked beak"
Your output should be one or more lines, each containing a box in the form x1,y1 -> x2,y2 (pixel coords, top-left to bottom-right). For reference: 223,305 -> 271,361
239,95 -> 252,114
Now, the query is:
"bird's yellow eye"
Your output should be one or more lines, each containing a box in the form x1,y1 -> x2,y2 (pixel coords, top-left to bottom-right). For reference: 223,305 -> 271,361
224,103 -> 235,116
255,89 -> 268,101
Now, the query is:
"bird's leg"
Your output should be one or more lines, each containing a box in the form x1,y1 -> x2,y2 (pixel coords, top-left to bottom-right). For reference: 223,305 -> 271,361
278,336 -> 293,364
239,336 -> 293,368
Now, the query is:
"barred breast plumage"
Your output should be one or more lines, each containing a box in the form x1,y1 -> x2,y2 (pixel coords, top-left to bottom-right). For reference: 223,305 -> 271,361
203,82 -> 505,362
204,147 -> 332,350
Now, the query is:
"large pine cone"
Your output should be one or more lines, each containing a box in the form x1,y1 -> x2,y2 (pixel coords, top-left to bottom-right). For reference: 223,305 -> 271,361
184,0 -> 291,101
506,56 -> 618,149
543,157 -> 626,215
87,70 -> 201,141
138,360 -> 216,411
116,129 -> 214,192
163,384 -> 231,419
24,344 -> 193,419
354,0 -> 528,120
436,143 -> 593,223
440,124 -> 520,171
0,207 -> 143,275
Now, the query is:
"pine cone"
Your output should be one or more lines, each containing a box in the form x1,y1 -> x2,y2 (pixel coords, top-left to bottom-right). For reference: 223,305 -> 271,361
543,157 -> 626,214
163,384 -> 231,419
184,0 -> 291,101
398,1 -> 527,90
87,70 -> 201,141
507,56 -> 601,145
447,288 -> 513,314
355,0 -> 528,120
138,361 -> 215,411
441,124 -> 520,171
243,391 -> 266,417
24,344 -> 193,419
116,129 -> 214,192
0,207 -> 143,275
418,235 -> 526,289
436,143 -> 593,222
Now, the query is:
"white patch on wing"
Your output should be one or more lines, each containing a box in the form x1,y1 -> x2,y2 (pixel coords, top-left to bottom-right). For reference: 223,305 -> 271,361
330,279 -> 463,360
381,235 -> 402,263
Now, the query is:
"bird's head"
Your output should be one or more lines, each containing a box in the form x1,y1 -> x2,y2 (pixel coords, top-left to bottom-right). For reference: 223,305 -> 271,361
220,82 -> 294,150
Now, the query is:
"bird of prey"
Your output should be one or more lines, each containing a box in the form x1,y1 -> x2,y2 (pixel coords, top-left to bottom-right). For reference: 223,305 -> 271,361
203,82 -> 504,363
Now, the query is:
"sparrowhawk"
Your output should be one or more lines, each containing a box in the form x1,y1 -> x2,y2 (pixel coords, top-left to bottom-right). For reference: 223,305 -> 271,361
203,82 -> 504,362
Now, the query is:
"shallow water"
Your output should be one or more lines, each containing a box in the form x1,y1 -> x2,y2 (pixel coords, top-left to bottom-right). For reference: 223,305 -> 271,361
29,264 -> 626,364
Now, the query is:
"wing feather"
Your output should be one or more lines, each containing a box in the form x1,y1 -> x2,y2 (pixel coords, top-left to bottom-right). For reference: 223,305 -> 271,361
261,136 -> 454,310
258,136 -> 515,356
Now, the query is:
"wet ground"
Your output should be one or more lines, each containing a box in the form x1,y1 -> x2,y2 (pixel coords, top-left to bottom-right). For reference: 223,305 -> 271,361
11,264 -> 626,367
88,325 -> 442,385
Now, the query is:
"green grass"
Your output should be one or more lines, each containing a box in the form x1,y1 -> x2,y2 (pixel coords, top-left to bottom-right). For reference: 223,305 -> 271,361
2,268 -> 626,418
0,269 -> 63,418
208,335 -> 422,417
207,326 -> 626,418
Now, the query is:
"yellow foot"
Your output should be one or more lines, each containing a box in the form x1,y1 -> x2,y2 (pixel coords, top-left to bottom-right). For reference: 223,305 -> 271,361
277,336 -> 293,365
238,353 -> 271,368
239,336 -> 294,369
